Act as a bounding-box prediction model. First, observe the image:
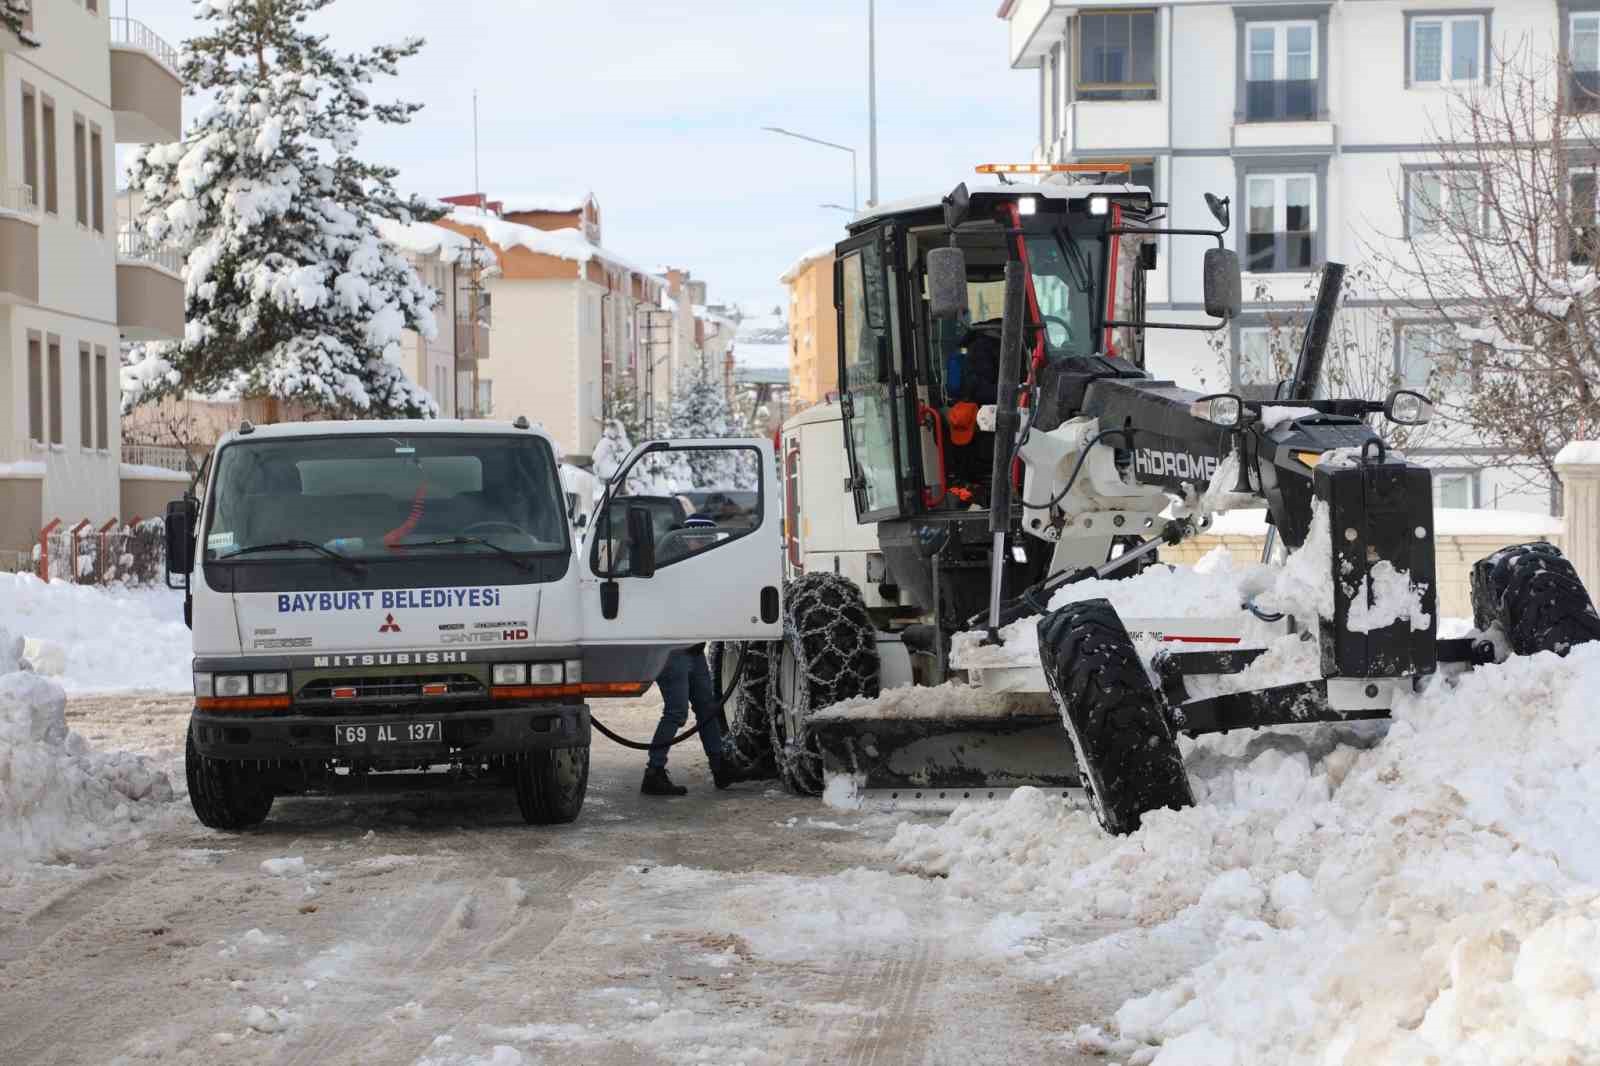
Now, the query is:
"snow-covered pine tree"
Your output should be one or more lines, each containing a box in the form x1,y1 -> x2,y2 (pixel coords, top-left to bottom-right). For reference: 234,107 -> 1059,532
122,0 -> 439,419
667,364 -> 748,488
1,1 -> 38,48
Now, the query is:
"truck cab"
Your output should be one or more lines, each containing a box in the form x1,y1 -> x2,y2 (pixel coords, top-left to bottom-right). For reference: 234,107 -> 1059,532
164,419 -> 782,829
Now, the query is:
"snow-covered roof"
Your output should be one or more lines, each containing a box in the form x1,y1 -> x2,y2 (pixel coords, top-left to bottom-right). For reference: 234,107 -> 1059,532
375,217 -> 476,265
446,208 -> 656,279
853,181 -> 1153,226
218,418 -> 554,446
779,244 -> 835,284
500,191 -> 596,215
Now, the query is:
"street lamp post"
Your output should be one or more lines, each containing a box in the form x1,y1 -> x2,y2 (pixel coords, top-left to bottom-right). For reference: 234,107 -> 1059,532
762,126 -> 858,213
868,0 -> 879,207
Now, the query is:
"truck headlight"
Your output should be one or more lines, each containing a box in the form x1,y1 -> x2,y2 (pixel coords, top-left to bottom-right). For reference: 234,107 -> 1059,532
193,672 -> 214,698
214,674 -> 250,698
1189,394 -> 1244,427
492,663 -> 527,685
565,660 -> 583,683
253,673 -> 289,695
528,662 -> 564,686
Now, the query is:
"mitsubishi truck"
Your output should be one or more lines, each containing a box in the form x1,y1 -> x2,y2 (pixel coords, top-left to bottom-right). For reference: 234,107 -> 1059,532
163,418 -> 781,829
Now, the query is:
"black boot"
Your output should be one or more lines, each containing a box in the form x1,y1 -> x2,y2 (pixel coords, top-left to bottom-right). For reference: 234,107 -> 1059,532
641,767 -> 687,796
710,756 -> 739,791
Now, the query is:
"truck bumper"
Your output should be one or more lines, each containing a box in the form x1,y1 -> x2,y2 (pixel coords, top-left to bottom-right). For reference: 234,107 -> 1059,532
189,702 -> 591,762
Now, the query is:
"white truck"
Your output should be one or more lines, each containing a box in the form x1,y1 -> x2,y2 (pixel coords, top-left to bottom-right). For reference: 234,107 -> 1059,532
163,418 -> 782,829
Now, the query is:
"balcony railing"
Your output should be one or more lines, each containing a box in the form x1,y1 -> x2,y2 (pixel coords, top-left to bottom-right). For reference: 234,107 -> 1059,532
118,227 -> 184,274
1244,79 -> 1318,122
0,183 -> 38,218
110,17 -> 180,78
121,444 -> 192,472
1572,70 -> 1600,113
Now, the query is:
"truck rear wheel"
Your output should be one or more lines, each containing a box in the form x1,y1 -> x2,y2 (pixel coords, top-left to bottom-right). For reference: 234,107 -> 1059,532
1471,541 -> 1600,657
186,731 -> 274,830
1037,599 -> 1193,835
512,745 -> 589,825
709,640 -> 776,779
769,573 -> 880,796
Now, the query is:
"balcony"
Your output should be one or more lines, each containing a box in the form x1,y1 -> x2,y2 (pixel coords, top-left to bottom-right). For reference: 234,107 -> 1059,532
116,228 -> 184,342
121,444 -> 191,472
455,317 -> 490,362
109,18 -> 182,144
2,5 -> 36,51
1244,79 -> 1318,122
0,184 -> 40,305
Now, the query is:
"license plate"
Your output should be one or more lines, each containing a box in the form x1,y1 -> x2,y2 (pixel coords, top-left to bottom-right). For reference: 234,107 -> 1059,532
334,721 -> 442,745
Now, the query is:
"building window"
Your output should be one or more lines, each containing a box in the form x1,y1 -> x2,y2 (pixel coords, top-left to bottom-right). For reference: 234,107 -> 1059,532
90,126 -> 104,233
1573,168 -> 1598,263
1245,22 -> 1317,121
94,347 -> 108,450
1409,14 -> 1485,86
1245,173 -> 1316,273
1077,10 -> 1158,101
1398,322 -> 1472,394
477,379 -> 494,416
73,116 -> 88,227
1433,471 -> 1477,508
41,98 -> 57,215
87,0 -> 98,13
1406,169 -> 1486,237
21,86 -> 37,208
47,336 -> 62,446
79,344 -> 92,449
27,335 -> 43,444
1572,13 -> 1600,111
1238,326 -> 1277,385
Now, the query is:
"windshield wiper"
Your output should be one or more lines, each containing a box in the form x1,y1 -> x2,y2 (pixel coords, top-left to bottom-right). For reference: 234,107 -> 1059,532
218,540 -> 366,572
391,536 -> 536,572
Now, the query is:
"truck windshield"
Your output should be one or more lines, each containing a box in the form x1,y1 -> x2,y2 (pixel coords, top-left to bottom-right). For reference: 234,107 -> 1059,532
1024,231 -> 1103,360
203,434 -> 568,564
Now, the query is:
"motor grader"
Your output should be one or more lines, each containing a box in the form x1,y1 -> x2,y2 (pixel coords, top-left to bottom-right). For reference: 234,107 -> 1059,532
714,165 -> 1600,834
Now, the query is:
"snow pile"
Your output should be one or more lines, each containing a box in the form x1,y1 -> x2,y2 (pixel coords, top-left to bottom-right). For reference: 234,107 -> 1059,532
0,625 -> 174,866
0,573 -> 189,693
891,643 -> 1600,1064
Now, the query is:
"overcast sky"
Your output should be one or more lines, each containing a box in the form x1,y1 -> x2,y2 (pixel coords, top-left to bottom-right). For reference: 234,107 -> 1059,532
126,0 -> 1036,317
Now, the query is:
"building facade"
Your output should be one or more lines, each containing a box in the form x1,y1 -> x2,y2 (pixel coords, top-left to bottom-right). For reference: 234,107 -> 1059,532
780,245 -> 838,412
0,9 -> 182,554
999,0 -> 1573,512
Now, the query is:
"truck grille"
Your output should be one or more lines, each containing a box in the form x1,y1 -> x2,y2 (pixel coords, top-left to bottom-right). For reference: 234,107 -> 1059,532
298,673 -> 485,704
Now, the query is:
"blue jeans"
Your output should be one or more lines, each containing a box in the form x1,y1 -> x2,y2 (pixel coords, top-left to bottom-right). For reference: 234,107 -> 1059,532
648,648 -> 724,771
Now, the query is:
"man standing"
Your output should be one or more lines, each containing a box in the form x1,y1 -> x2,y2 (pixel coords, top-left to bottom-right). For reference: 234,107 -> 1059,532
640,645 -> 736,795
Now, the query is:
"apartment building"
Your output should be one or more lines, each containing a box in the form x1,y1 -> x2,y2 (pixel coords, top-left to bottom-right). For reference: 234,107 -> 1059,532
779,244 -> 838,411
0,8 -> 183,554
437,194 -> 668,462
998,0 -> 1573,512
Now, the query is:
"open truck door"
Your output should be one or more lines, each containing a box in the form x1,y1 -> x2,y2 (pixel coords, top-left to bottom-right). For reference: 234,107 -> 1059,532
579,438 -> 783,651
836,229 -> 915,525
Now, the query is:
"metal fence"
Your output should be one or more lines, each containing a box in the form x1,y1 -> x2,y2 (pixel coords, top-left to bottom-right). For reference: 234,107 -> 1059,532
38,519 -> 166,586
110,17 -> 181,78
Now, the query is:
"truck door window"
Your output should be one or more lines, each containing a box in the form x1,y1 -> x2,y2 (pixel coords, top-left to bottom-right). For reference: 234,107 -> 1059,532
592,444 -> 763,576
841,251 -> 899,513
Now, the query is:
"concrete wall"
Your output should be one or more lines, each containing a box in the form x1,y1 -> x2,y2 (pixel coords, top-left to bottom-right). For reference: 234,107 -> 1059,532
120,472 -> 187,525
0,471 -> 42,555
488,277 -> 579,450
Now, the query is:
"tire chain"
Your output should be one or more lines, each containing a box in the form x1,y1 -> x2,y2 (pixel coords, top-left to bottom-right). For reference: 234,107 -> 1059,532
770,572 -> 880,795
708,640 -> 778,777
1471,541 -> 1600,657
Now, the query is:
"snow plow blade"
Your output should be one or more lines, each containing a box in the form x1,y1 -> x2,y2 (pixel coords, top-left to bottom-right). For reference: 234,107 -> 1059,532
809,709 -> 1080,796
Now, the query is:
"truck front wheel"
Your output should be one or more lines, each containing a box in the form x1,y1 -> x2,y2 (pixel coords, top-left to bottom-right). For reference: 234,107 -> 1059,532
512,745 -> 589,825
186,731 -> 274,830
1471,541 -> 1600,657
709,640 -> 777,779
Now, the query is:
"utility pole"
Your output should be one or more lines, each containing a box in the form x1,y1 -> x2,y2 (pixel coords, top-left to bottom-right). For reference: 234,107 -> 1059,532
867,0 -> 879,207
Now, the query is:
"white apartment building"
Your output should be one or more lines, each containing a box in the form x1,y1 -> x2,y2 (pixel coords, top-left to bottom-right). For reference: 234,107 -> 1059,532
0,8 -> 183,555
999,0 -> 1577,512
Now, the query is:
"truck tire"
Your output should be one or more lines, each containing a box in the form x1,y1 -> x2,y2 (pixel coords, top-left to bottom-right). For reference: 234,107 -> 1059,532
185,731 -> 274,830
708,640 -> 777,779
512,745 -> 589,825
769,573 -> 880,796
1037,599 -> 1193,835
1471,541 -> 1600,657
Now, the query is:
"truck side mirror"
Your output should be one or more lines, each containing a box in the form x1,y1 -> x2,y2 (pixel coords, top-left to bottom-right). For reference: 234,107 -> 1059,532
627,506 -> 657,579
164,497 -> 197,582
1203,248 -> 1242,320
927,246 -> 969,321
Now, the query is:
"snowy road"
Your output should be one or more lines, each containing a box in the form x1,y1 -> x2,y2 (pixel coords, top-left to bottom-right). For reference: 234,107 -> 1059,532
0,692 -> 1110,1066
